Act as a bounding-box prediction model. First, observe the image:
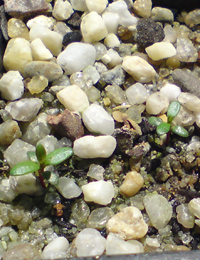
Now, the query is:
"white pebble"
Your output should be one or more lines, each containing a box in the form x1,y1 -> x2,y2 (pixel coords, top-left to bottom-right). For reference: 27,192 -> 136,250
178,92 -> 200,113
188,198 -> 200,219
57,42 -> 96,75
85,0 -> 108,13
82,180 -> 115,205
81,11 -> 108,43
70,0 -> 87,11
42,237 -> 69,259
73,135 -> 117,158
106,233 -> 144,255
31,38 -> 53,61
122,56 -> 157,83
102,11 -> 120,34
82,104 -> 115,135
125,83 -> 148,105
75,228 -> 106,257
56,177 -> 82,199
0,179 -> 18,203
27,15 -> 55,29
146,92 -> 169,115
145,42 -> 176,61
104,33 -> 120,48
57,85 -> 89,112
160,83 -> 181,102
176,204 -> 195,229
101,48 -> 122,67
0,71 -> 24,100
52,0 -> 73,20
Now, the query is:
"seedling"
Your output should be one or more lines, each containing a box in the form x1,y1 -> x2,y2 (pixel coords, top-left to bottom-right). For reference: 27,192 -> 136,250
10,144 -> 73,188
148,101 -> 189,138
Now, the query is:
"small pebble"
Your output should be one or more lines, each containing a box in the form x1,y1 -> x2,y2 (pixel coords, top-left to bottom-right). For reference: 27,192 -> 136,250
125,83 -> 149,105
70,0 -> 87,11
100,65 -> 125,86
178,92 -> 200,113
102,11 -> 120,34
52,0 -> 73,21
27,75 -> 48,94
151,7 -> 174,23
173,106 -> 195,127
31,38 -> 53,61
104,33 -> 120,48
176,204 -> 195,229
0,120 -> 22,146
73,135 -> 117,159
62,31 -> 82,46
188,198 -> 200,219
7,18 -> 29,40
87,207 -> 114,229
106,206 -> 148,240
56,177 -> 82,199
176,37 -> 198,63
145,42 -> 176,61
27,15 -> 55,29
85,0 -> 108,13
87,164 -> 105,181
101,48 -> 122,67
146,92 -> 169,115
105,84 -> 127,104
184,9 -> 200,26
133,0 -> 152,18
160,83 -> 181,102
163,24 -> 177,43
82,180 -> 115,205
0,179 -> 18,203
42,237 -> 69,259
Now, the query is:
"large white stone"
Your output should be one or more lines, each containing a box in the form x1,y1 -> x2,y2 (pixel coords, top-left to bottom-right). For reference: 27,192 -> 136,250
82,104 -> 115,135
0,71 -> 24,100
82,180 -> 115,205
73,135 -> 116,158
125,83 -> 148,105
42,237 -> 69,259
122,56 -> 157,83
145,42 -> 176,61
56,177 -> 82,199
57,85 -> 89,112
57,42 -> 96,75
81,11 -> 108,43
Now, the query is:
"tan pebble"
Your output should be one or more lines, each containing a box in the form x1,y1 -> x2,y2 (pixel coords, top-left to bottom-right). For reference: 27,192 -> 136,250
7,18 -> 29,40
158,114 -> 168,123
27,75 -> 48,94
119,171 -> 144,197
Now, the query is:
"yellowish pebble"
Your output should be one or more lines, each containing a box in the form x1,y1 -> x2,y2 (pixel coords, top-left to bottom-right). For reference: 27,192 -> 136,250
27,75 -> 48,94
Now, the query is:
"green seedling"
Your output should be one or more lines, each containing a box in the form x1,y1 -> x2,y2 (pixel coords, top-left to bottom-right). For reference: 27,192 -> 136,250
148,101 -> 189,138
10,144 -> 73,188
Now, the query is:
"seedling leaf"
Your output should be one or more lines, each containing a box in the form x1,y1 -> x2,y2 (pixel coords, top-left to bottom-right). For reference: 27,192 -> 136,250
171,125 -> 189,137
167,101 -> 181,124
10,161 -> 40,176
156,122 -> 171,136
44,147 -> 73,166
148,116 -> 163,126
36,144 -> 46,163
27,151 -> 38,163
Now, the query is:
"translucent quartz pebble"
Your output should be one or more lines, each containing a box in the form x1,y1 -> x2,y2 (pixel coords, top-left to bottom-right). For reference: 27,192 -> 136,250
122,56 -> 157,83
105,84 -> 127,104
145,42 -> 176,61
56,177 -> 82,199
176,204 -> 195,229
0,71 -> 24,101
75,228 -> 106,257
82,104 -> 115,135
160,82 -> 181,102
57,85 -> 89,112
178,92 -> 200,113
57,42 -> 96,75
73,135 -> 117,158
163,24 -> 177,43
87,164 -> 105,181
143,193 -> 172,229
87,207 -> 114,229
70,199 -> 90,228
83,65 -> 100,85
8,18 -> 29,40
85,0 -> 108,14
146,92 -> 169,115
5,98 -> 43,122
70,0 -> 87,11
42,237 -> 69,259
133,0 -> 152,18
31,38 -> 53,61
176,37 -> 198,63
81,11 -> 108,43
101,49 -> 122,67
52,0 -> 73,20
106,233 -> 144,255
106,206 -> 148,240
93,42 -> 107,60
172,106 -> 195,126
125,83 -> 148,105
27,75 -> 48,94
0,179 -> 18,203
188,198 -> 200,219
29,25 -> 63,56
81,180 -> 115,205
37,135 -> 58,154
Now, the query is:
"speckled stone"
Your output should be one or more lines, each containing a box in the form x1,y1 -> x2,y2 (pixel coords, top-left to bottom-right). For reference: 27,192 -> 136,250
0,120 -> 22,146
100,65 -> 125,85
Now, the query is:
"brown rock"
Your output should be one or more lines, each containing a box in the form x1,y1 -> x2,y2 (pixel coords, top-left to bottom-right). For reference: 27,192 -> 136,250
47,109 -> 84,141
4,0 -> 49,19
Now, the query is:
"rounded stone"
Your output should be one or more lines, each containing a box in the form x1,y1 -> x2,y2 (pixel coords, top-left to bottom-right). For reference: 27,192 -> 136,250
145,42 -> 176,61
125,83 -> 149,105
56,177 -> 82,199
42,237 -> 69,259
188,198 -> 200,219
85,0 -> 108,14
146,92 -> 169,115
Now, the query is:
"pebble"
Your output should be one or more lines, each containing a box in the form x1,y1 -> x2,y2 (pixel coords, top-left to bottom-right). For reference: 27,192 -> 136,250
75,228 -> 106,257
184,9 -> 200,26
47,109 -> 84,141
0,120 -> 22,146
70,199 -> 90,228
151,7 -> 174,23
163,24 -> 177,43
57,42 -> 96,75
173,106 -> 195,127
57,85 -> 89,112
160,82 -> 181,102
70,0 -> 87,12
24,61 -> 63,82
62,31 -> 82,46
87,164 -> 105,181
176,37 -> 198,63
4,139 -> 35,167
82,180 -> 115,205
145,42 -> 176,61
93,42 -> 107,60
52,74 -> 71,87
178,92 -> 200,113
172,69 -> 200,98
27,15 -> 55,30
125,83 -> 149,105
102,11 -> 120,34
133,0 -> 152,18
54,21 -> 72,36
31,38 -> 53,61
52,0 -> 73,20
5,98 -> 43,122
56,177 -> 82,199
85,0 -> 108,13
3,38 -> 33,76
188,198 -> 200,219
146,92 -> 169,115
0,71 -> 24,100
122,56 -> 157,83
106,206 -> 148,240
176,204 -> 195,229
101,48 -> 122,67
73,135 -> 117,159
22,113 -> 51,145
7,18 -> 29,40
27,75 -> 48,94
106,233 -> 144,255
105,84 -> 127,104
83,65 -> 100,85
87,207 -> 114,229
136,18 -> 165,48
104,33 -> 120,48
143,193 -> 173,229
100,65 -> 125,86
42,237 -> 69,259
0,179 -> 18,203
2,243 -> 40,260
37,135 -> 58,154
82,104 -> 115,135
29,25 -> 63,56
119,171 -> 144,197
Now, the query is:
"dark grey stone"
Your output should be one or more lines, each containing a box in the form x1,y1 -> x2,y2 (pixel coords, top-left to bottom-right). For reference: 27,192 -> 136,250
100,65 -> 125,86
